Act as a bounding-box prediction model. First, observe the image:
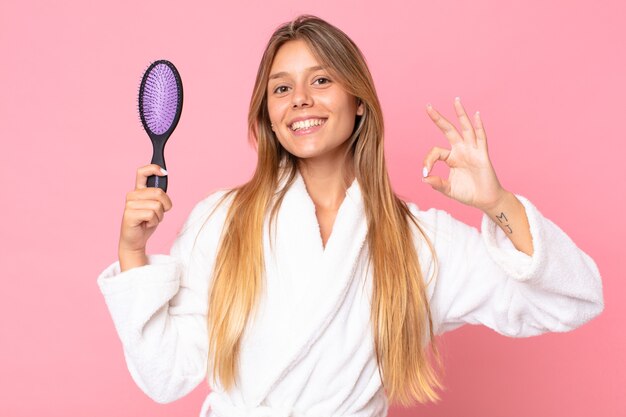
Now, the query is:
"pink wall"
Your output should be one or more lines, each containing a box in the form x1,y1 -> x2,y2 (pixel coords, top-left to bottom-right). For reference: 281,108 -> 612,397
1,0 -> 622,416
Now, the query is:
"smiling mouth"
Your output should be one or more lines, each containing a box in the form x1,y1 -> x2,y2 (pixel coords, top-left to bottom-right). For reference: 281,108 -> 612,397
289,118 -> 327,131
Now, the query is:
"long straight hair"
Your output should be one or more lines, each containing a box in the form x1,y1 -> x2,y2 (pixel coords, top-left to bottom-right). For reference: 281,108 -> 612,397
199,14 -> 445,406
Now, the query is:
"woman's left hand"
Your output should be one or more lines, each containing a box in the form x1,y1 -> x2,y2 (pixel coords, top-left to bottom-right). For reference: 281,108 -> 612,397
422,97 -> 507,212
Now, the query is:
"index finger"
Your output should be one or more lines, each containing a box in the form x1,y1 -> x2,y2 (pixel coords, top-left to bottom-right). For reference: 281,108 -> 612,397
136,164 -> 167,190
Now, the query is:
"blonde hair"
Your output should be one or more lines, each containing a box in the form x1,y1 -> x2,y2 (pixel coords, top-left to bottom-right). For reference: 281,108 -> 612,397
198,14 -> 445,406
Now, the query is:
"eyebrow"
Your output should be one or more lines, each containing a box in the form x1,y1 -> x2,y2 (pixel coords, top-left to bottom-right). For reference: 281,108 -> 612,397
268,65 -> 327,80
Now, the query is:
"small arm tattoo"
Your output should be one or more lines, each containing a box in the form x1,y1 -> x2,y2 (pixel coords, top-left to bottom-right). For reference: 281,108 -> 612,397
495,211 -> 513,234
483,193 -> 533,255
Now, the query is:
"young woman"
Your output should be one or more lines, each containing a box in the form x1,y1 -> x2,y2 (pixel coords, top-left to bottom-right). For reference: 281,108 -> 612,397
97,14 -> 604,417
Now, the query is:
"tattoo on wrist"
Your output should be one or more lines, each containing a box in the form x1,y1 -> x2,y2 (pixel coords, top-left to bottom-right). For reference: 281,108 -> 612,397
495,211 -> 513,234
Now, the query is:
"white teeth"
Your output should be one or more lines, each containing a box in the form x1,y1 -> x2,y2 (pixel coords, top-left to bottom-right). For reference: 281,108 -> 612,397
290,118 -> 325,131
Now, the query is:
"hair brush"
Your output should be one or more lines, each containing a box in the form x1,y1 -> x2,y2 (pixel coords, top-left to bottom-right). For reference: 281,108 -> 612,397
137,59 -> 183,192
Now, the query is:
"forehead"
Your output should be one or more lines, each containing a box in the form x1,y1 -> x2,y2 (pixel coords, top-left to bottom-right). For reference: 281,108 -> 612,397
269,40 -> 322,73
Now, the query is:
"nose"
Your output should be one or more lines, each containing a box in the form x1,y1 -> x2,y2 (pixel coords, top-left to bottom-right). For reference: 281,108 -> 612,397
291,82 -> 312,108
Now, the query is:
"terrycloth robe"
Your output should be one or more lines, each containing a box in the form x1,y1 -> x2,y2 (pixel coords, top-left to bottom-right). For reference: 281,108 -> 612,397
96,169 -> 604,417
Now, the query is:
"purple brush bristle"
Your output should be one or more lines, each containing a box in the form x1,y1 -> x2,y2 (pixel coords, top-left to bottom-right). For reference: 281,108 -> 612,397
141,63 -> 180,135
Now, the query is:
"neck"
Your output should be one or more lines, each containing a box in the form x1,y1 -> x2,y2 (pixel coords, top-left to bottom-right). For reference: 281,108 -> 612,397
297,156 -> 355,211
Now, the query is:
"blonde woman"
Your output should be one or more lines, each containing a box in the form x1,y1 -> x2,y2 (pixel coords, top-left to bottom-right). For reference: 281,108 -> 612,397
97,14 -> 604,417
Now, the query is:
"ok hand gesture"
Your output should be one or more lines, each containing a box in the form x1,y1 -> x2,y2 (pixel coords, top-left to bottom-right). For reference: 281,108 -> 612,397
422,97 -> 507,212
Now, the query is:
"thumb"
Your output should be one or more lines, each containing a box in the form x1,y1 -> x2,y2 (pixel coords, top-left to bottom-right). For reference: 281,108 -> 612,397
423,174 -> 450,196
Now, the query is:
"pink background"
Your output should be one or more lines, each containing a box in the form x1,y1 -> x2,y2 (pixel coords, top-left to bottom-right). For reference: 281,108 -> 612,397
1,0 -> 623,416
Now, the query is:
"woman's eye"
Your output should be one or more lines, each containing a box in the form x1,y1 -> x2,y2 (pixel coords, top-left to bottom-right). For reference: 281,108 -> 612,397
313,77 -> 330,85
273,86 -> 289,94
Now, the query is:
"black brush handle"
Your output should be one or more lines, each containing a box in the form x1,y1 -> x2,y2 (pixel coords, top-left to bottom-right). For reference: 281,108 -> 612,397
147,137 -> 168,192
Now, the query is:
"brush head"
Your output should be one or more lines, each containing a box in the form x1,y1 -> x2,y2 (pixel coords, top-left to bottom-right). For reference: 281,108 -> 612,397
138,60 -> 183,138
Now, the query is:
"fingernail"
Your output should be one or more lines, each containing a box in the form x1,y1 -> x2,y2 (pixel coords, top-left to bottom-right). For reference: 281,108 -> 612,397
426,103 -> 432,109
422,166 -> 429,177
455,96 -> 461,102
160,168 -> 168,175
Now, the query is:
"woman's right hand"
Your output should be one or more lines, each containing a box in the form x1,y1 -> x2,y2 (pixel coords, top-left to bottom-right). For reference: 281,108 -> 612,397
118,164 -> 173,257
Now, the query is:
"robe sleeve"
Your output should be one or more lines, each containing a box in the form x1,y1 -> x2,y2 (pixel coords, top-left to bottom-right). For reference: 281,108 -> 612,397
96,190 -> 229,403
410,193 -> 605,337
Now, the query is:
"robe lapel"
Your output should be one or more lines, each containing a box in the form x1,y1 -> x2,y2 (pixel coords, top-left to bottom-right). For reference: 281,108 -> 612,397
235,169 -> 369,406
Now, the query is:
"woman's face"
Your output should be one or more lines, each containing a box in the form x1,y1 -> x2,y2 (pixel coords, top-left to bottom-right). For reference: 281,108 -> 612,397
266,39 -> 364,162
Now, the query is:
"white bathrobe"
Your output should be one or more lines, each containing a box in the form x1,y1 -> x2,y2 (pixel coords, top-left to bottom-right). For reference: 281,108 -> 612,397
96,169 -> 604,417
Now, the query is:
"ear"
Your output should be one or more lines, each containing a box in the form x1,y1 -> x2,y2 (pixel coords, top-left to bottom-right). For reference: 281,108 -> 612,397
356,99 -> 364,116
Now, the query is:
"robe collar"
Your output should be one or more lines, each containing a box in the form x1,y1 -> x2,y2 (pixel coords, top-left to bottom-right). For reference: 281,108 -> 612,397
281,167 -> 363,254
232,166 -> 370,407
